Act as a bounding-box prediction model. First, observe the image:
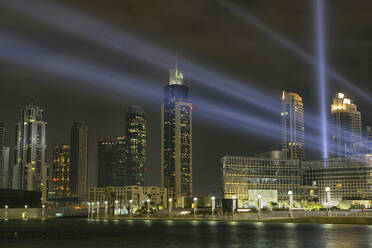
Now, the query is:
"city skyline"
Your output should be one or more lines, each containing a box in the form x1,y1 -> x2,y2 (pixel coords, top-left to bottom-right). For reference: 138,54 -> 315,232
0,0 -> 372,196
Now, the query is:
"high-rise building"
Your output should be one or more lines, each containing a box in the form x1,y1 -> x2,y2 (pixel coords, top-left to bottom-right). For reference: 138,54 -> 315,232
125,105 -> 147,186
281,91 -> 305,160
161,68 -> 192,208
97,137 -> 128,187
367,126 -> 372,141
13,102 -> 48,202
70,122 -> 88,200
330,92 -> 362,157
51,145 -> 71,197
0,124 -> 10,189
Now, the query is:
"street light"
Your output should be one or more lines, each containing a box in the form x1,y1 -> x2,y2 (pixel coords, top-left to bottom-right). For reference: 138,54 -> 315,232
42,204 -> 46,219
168,198 -> 173,218
87,202 -> 91,218
4,205 -> 8,220
232,195 -> 237,215
129,200 -> 133,217
325,187 -> 331,216
146,199 -> 151,219
104,201 -> 108,217
193,197 -> 198,217
115,200 -> 119,216
211,196 -> 216,217
288,191 -> 293,218
257,194 -> 262,221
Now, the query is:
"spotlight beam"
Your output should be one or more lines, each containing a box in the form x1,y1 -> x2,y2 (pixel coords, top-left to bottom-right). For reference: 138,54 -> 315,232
315,0 -> 328,159
0,35 -> 284,141
216,0 -> 372,104
0,0 -> 282,115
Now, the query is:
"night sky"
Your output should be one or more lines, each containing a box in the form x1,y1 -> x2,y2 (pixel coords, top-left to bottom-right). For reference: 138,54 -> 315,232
0,0 -> 371,195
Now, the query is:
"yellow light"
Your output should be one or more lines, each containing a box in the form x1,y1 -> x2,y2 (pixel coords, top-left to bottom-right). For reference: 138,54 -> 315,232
338,93 -> 344,99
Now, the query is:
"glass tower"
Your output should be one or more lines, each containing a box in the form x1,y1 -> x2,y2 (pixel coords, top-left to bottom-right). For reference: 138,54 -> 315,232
52,145 -> 71,197
161,68 -> 192,208
13,102 -> 48,202
0,123 -> 10,189
125,105 -> 147,186
330,92 -> 362,157
97,137 -> 128,187
70,122 -> 88,200
281,91 -> 305,160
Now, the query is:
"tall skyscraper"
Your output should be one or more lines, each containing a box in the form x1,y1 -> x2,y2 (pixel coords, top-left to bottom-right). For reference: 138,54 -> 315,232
161,68 -> 192,208
125,105 -> 147,186
367,126 -> 372,142
0,123 -> 10,189
97,137 -> 127,187
13,102 -> 48,202
70,122 -> 88,200
51,145 -> 71,197
330,92 -> 362,157
281,91 -> 305,160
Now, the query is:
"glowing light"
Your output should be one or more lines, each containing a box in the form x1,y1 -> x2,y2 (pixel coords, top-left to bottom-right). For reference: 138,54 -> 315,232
315,0 -> 328,159
216,0 -> 372,104
338,93 -> 344,99
343,98 -> 351,104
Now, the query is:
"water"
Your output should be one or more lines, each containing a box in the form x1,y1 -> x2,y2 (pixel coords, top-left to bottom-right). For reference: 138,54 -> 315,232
0,219 -> 371,248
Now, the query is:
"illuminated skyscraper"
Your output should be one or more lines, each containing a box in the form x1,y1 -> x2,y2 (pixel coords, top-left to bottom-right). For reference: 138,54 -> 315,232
367,126 -> 372,142
125,105 -> 147,186
161,68 -> 192,208
281,91 -> 305,160
330,93 -> 362,157
97,137 -> 127,187
13,102 -> 48,202
51,145 -> 71,197
70,122 -> 88,199
0,123 -> 10,189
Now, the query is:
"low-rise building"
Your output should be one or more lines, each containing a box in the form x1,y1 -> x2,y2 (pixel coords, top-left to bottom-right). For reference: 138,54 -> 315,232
221,154 -> 302,209
88,185 -> 167,211
303,158 -> 372,207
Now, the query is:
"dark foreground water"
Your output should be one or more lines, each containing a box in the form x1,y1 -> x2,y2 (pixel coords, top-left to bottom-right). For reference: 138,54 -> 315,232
0,219 -> 371,248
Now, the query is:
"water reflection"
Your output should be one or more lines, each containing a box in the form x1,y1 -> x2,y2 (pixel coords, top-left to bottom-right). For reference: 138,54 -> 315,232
0,219 -> 371,248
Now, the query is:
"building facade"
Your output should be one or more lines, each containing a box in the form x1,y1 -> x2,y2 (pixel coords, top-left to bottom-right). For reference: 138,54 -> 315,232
221,155 -> 302,209
330,92 -> 362,157
125,105 -> 147,186
70,122 -> 88,200
98,137 -> 130,187
161,68 -> 192,208
51,145 -> 71,197
13,102 -> 48,202
0,124 -> 10,189
303,158 -> 372,206
281,91 -> 305,160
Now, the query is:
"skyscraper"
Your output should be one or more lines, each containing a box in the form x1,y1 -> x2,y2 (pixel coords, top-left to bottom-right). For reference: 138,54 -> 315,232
0,123 -> 10,189
330,92 -> 362,157
70,122 -> 88,200
161,68 -> 192,208
125,105 -> 147,186
367,126 -> 372,142
13,102 -> 48,202
97,137 -> 127,187
52,145 -> 71,197
281,91 -> 305,160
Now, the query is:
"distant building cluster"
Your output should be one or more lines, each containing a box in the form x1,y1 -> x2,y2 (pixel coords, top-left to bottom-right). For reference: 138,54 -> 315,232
221,91 -> 372,211
1,68 -> 371,211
